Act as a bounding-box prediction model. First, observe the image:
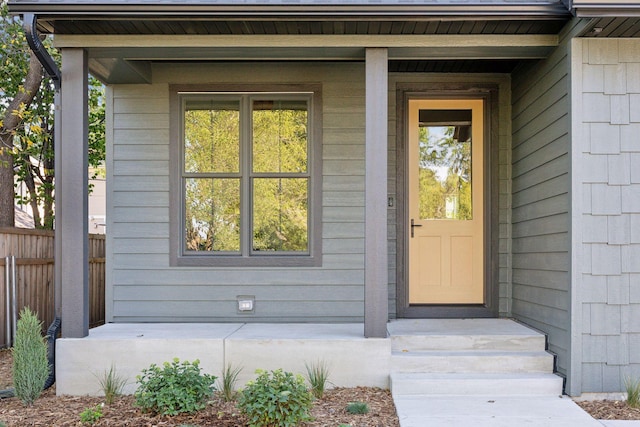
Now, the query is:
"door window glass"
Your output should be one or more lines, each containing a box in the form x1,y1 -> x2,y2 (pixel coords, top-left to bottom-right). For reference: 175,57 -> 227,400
418,109 -> 472,220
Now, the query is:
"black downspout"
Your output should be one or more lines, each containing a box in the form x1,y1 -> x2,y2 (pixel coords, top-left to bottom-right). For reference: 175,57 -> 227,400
23,13 -> 61,90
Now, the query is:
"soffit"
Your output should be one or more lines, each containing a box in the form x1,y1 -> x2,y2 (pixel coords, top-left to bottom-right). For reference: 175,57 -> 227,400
8,1 -> 571,83
36,18 -> 570,36
578,17 -> 640,36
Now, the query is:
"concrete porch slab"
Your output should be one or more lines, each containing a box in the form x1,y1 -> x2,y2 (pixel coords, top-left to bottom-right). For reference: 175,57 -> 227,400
56,323 -> 242,395
226,323 -> 389,388
55,322 -> 389,396
84,322 -> 244,339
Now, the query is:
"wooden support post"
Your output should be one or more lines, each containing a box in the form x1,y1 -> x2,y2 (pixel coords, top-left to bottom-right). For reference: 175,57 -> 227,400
59,48 -> 89,338
364,48 -> 388,338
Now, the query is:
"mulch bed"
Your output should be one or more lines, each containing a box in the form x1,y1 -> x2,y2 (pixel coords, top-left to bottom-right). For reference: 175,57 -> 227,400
0,348 -> 399,426
576,399 -> 640,421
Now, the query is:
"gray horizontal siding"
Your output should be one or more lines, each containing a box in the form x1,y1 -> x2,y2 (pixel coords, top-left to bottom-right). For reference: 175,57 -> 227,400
112,269 -> 365,285
113,285 -> 364,300
511,33 -> 571,378
112,301 -> 364,322
107,62 -> 368,323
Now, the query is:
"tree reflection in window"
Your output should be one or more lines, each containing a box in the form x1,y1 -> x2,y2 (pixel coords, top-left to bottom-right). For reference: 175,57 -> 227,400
252,100 -> 308,252
182,96 -> 310,254
418,109 -> 472,221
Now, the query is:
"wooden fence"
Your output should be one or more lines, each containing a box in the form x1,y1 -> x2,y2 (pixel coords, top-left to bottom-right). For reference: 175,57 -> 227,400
0,228 -> 105,348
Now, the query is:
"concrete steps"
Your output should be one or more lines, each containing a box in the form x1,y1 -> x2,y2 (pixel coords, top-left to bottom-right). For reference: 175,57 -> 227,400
388,319 -> 563,398
387,320 -> 600,426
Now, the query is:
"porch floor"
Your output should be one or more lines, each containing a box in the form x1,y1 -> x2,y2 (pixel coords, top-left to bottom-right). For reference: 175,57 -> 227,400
56,319 -> 604,426
85,317 -> 539,340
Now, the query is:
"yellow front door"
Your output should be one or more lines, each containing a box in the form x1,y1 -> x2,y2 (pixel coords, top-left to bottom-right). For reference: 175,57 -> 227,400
408,99 -> 484,304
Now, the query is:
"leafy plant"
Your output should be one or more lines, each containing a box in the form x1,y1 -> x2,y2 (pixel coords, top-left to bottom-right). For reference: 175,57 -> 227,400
237,368 -> 313,427
625,376 -> 640,408
305,360 -> 330,399
134,358 -> 217,416
218,363 -> 242,402
12,307 -> 49,405
79,404 -> 103,426
96,363 -> 127,404
346,401 -> 369,414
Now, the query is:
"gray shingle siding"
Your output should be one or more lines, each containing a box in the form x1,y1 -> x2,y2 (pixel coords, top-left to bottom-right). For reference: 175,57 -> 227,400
575,38 -> 640,393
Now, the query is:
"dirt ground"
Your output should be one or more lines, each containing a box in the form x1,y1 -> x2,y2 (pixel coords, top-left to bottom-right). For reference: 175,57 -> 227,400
0,348 -> 399,426
2,348 -> 640,425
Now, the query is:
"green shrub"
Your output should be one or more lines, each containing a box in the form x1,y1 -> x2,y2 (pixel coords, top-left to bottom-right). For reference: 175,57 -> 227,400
218,363 -> 242,402
625,376 -> 640,408
134,358 -> 217,415
96,363 -> 127,404
79,404 -> 103,426
12,307 -> 49,406
346,401 -> 369,414
305,360 -> 330,399
237,369 -> 313,427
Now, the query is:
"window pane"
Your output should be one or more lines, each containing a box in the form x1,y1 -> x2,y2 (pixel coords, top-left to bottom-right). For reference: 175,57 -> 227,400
184,99 -> 240,173
418,109 -> 472,220
252,100 -> 308,173
185,178 -> 240,251
253,178 -> 308,252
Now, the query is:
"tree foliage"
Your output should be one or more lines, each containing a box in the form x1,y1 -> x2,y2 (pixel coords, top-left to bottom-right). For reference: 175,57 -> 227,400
184,99 -> 309,253
0,2 -> 43,227
418,125 -> 472,220
0,1 -> 105,229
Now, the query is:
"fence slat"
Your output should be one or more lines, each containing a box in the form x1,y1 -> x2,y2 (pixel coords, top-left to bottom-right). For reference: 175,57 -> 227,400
0,228 -> 105,348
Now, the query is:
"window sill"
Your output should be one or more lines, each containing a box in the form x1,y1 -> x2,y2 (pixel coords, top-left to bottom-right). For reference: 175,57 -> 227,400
172,255 -> 321,268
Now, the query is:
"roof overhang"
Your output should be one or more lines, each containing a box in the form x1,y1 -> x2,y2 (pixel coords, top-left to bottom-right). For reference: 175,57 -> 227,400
8,0 -> 572,83
570,0 -> 640,17
8,1 -> 571,20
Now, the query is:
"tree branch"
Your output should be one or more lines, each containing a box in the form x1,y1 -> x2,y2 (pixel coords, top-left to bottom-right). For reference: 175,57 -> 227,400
0,51 -> 44,227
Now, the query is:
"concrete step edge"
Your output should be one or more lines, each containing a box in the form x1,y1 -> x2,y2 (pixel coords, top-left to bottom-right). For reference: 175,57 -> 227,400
391,334 -> 546,352
391,350 -> 553,357
391,372 -> 563,380
390,351 -> 555,374
390,372 -> 564,396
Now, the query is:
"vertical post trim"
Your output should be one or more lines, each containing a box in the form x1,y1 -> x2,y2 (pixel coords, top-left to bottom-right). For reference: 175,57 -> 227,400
568,37 -> 584,396
59,48 -> 89,338
364,48 -> 389,338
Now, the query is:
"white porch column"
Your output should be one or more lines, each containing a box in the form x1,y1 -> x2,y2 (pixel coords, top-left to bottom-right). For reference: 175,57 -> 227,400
364,48 -> 388,338
58,48 -> 89,338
